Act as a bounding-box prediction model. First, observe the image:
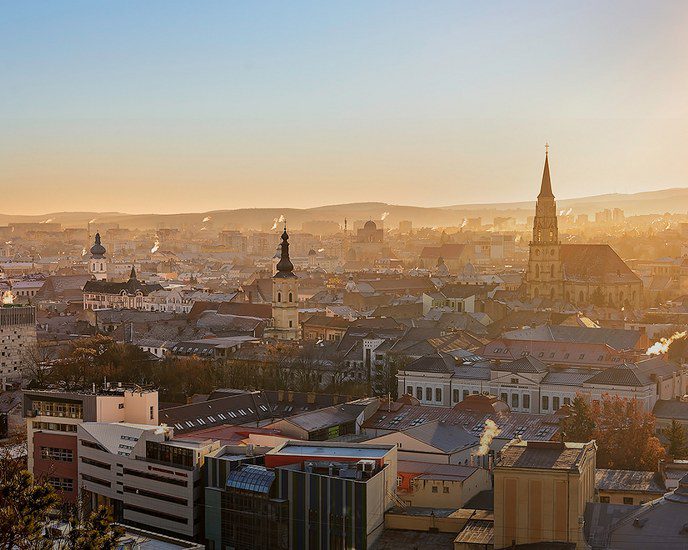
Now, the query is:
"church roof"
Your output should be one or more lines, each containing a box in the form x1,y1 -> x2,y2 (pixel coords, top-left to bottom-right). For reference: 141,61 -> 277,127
538,151 -> 554,199
560,244 -> 641,284
90,233 -> 106,258
274,228 -> 297,279
83,268 -> 163,296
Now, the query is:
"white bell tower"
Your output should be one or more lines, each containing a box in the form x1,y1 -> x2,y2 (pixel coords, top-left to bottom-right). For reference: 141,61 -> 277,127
271,227 -> 299,340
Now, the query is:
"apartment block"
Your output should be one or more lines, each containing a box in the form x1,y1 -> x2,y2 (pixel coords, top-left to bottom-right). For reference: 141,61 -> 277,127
23,384 -> 158,503
0,304 -> 36,389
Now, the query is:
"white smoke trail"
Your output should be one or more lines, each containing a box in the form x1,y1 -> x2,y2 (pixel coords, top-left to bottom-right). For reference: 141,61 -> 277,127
202,216 -> 212,223
476,419 -> 501,456
1,290 -> 14,305
646,331 -> 687,355
381,212 -> 390,221
460,218 -> 468,228
151,238 -> 160,254
271,214 -> 286,231
89,218 -> 97,224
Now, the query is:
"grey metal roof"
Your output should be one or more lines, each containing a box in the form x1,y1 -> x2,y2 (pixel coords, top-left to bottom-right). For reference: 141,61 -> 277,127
503,324 -> 641,351
404,352 -> 456,374
595,469 -> 665,494
653,399 -> 688,420
541,369 -> 595,386
402,420 -> 479,453
277,402 -> 368,432
584,364 -> 650,387
492,355 -> 548,374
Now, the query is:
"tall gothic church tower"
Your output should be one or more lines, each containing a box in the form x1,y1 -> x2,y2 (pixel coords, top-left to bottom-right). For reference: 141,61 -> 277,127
527,147 -> 563,300
88,232 -> 108,281
271,227 -> 299,340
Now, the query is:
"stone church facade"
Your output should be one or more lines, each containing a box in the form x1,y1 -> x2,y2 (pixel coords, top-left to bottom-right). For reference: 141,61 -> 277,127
527,150 -> 642,308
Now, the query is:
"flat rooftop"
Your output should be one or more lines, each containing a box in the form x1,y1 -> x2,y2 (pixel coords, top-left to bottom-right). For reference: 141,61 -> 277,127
272,444 -> 390,459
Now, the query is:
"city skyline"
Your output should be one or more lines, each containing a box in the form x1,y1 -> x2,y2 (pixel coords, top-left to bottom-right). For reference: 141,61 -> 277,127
2,1 -> 688,214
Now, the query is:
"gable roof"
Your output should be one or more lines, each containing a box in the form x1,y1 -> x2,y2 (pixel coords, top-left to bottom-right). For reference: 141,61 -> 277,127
502,325 -> 642,351
584,363 -> 650,387
404,352 -> 456,374
492,355 -> 548,374
402,420 -> 479,453
560,244 -> 641,284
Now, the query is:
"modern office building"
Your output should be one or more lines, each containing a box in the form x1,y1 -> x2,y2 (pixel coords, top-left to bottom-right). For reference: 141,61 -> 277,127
205,441 -> 397,550
77,422 -> 218,541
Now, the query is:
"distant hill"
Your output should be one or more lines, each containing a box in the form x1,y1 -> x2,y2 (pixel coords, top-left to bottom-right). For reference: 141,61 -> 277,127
1,187 -> 686,231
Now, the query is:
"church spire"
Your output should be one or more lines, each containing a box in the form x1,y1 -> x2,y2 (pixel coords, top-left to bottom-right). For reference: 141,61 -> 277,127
538,144 -> 554,199
274,225 -> 296,278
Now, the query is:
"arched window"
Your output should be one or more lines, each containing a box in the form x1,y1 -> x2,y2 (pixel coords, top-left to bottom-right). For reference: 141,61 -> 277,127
550,288 -> 555,299
277,292 -> 281,302
288,292 -> 293,302
579,291 -> 584,303
533,287 -> 539,298
535,265 -> 540,278
550,264 -> 554,277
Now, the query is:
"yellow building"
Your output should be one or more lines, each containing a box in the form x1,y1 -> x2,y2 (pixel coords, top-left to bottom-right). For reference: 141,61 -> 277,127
493,439 -> 596,549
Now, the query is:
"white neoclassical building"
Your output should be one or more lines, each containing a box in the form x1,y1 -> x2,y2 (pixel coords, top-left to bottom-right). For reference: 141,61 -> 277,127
397,352 -> 688,414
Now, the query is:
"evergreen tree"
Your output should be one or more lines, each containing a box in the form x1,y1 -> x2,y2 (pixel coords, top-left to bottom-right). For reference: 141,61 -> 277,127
561,395 -> 595,442
0,448 -> 123,549
663,419 -> 687,459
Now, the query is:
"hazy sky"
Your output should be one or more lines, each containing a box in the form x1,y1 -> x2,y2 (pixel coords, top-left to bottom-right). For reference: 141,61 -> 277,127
1,1 -> 687,215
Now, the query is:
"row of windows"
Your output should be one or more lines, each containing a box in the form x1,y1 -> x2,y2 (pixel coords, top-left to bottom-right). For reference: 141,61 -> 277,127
406,384 -> 575,412
123,485 -> 188,506
32,401 -> 83,419
123,504 -> 188,524
276,292 -> 294,303
81,456 -> 111,470
81,473 -> 110,487
407,386 -> 480,404
40,447 -> 73,462
541,395 -> 571,411
599,496 -> 644,505
32,421 -> 77,433
49,477 -> 74,492
411,386 -> 443,402
123,468 -> 188,487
